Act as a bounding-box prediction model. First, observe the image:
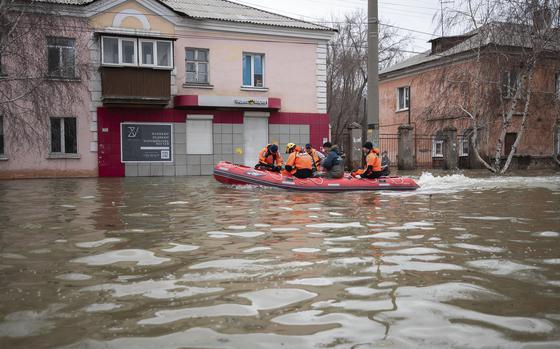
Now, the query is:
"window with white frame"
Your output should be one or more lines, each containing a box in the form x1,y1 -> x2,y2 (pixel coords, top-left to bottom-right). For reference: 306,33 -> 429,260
139,39 -> 173,68
50,117 -> 77,154
242,53 -> 264,88
432,138 -> 444,158
185,48 -> 209,84
502,70 -> 520,99
47,37 -> 75,78
101,36 -> 137,66
397,86 -> 410,111
459,135 -> 469,157
186,116 -> 213,155
0,116 -> 4,155
102,36 -> 173,68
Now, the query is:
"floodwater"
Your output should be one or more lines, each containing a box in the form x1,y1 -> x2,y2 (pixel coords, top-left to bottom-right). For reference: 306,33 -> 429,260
0,172 -> 559,349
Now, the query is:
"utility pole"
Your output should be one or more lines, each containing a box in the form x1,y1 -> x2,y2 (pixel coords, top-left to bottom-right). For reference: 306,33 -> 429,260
367,0 -> 379,146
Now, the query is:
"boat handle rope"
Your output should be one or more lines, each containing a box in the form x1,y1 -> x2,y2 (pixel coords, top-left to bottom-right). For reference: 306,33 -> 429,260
310,177 -> 324,185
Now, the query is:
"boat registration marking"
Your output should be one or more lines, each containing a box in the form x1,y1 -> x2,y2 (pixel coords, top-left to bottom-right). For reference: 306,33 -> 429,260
327,184 -> 340,186
218,167 -> 230,171
282,181 -> 295,185
378,183 -> 391,186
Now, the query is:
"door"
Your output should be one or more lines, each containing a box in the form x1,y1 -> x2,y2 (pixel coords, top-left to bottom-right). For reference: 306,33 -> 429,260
243,117 -> 268,166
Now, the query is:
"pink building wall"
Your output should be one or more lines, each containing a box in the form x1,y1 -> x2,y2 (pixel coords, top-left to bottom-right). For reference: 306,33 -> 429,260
0,15 -> 97,179
174,30 -> 320,113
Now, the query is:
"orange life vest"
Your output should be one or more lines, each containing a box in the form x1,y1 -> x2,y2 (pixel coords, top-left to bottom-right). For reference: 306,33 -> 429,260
308,149 -> 321,170
258,145 -> 283,166
285,151 -> 313,174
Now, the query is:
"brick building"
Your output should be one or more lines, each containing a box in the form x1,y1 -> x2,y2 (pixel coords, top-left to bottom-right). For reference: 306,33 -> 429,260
379,23 -> 560,169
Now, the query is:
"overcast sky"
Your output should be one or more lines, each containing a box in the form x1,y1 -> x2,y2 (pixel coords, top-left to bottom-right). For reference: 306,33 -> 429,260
233,0 -> 449,52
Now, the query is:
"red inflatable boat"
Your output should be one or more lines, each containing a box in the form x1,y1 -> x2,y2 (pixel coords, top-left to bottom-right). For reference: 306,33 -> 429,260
213,162 -> 419,191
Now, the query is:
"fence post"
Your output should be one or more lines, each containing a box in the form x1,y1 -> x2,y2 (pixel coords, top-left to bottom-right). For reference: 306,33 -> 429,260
398,124 -> 414,170
443,126 -> 458,170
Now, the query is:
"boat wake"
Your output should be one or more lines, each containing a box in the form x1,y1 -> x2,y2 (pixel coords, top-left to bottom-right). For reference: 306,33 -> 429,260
410,172 -> 560,195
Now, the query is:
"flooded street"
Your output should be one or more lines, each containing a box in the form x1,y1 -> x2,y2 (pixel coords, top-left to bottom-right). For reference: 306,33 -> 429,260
1,173 -> 560,348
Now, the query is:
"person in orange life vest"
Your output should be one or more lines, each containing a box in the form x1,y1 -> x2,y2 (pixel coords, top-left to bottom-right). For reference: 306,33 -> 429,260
304,143 -> 324,173
351,142 -> 383,179
284,143 -> 313,179
255,144 -> 283,172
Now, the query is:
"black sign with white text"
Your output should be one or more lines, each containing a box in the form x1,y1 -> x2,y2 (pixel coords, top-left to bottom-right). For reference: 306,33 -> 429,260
121,123 -> 173,162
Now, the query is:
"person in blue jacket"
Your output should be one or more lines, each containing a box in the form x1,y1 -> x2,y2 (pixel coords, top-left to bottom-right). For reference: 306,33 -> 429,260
320,142 -> 344,178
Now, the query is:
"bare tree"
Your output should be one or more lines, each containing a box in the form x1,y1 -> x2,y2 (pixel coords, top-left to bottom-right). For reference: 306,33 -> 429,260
0,1 -> 90,154
326,11 -> 409,145
422,0 -> 560,173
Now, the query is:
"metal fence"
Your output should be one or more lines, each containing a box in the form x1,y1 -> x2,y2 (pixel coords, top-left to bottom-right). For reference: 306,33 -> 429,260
379,134 -> 398,167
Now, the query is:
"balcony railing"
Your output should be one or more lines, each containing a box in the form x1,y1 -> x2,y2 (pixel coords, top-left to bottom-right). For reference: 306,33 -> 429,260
101,67 -> 171,106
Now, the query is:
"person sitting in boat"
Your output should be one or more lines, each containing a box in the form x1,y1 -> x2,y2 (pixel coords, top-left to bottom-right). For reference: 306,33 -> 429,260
304,143 -> 324,174
320,142 -> 345,179
381,150 -> 391,176
284,143 -> 313,179
351,142 -> 383,179
255,144 -> 283,172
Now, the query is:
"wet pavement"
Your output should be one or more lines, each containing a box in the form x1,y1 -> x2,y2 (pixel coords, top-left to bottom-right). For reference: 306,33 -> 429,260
0,173 -> 559,348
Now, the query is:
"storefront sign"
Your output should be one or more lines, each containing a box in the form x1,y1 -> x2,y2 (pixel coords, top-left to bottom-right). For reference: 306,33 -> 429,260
120,123 -> 173,163
198,95 -> 269,108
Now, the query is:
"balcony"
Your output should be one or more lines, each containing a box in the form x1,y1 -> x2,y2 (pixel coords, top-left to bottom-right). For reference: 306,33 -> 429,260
100,67 -> 171,106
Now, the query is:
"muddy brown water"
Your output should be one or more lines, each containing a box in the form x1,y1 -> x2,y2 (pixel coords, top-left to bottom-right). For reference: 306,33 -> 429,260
0,173 -> 559,348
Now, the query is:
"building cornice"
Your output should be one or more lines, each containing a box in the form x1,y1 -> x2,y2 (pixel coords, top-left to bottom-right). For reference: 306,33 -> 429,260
25,0 -> 334,42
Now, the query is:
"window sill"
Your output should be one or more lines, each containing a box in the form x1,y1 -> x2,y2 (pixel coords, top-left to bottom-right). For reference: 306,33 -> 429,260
183,83 -> 214,89
396,108 -> 409,113
0,155 -> 8,161
101,64 -> 173,71
47,153 -> 81,159
240,86 -> 269,92
45,76 -> 81,82
432,156 -> 444,159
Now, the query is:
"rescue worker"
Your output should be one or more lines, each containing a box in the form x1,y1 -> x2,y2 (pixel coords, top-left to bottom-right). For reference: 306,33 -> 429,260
351,142 -> 383,179
284,143 -> 313,179
255,144 -> 283,172
304,143 -> 324,174
320,142 -> 345,179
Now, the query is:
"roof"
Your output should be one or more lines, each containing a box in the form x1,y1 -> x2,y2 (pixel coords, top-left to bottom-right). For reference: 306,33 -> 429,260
34,0 -> 333,31
380,22 -> 560,77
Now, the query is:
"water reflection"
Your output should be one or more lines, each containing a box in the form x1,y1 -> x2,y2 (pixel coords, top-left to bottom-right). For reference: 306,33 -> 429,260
0,173 -> 559,348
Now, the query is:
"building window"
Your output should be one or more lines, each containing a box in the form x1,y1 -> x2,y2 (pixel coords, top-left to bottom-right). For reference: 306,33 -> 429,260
552,72 -> 560,99
50,117 -> 77,154
139,39 -> 173,68
101,36 -> 137,66
502,70 -> 519,99
242,53 -> 264,88
432,139 -> 444,158
397,86 -> 410,111
185,48 -> 209,84
186,117 -> 213,155
47,37 -> 75,78
504,132 -> 517,155
459,135 -> 469,157
0,116 -> 4,155
102,36 -> 173,68
555,126 -> 560,155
